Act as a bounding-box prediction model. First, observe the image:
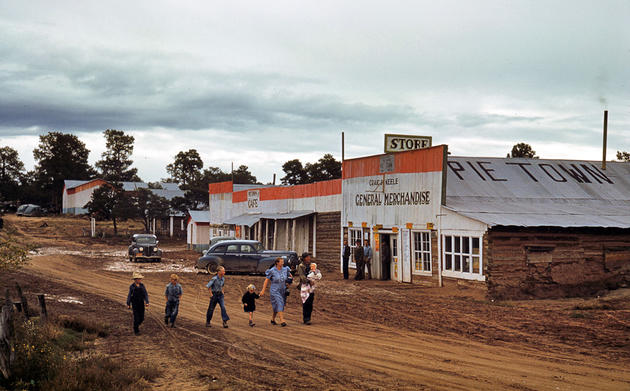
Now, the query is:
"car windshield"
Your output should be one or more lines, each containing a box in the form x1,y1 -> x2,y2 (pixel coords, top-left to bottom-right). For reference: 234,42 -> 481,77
135,236 -> 156,245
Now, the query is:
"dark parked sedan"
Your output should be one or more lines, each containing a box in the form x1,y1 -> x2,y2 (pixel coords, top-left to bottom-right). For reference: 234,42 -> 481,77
195,240 -> 298,274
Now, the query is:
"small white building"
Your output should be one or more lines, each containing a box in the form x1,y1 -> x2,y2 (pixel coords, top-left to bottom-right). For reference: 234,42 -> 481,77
186,210 -> 211,251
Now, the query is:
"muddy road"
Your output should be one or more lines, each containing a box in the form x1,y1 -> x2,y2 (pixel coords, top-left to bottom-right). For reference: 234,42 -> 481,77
5,216 -> 630,390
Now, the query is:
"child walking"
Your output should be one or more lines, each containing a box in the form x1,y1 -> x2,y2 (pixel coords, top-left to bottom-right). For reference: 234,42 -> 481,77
241,284 -> 260,327
164,273 -> 183,328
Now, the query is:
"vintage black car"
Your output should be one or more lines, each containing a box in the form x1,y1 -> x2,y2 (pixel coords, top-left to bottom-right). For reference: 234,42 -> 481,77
128,234 -> 162,262
195,240 -> 298,274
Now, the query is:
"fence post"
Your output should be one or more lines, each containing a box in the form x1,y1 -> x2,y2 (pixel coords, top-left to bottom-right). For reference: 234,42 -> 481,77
37,295 -> 47,321
91,218 -> 96,238
0,289 -> 14,379
15,283 -> 29,320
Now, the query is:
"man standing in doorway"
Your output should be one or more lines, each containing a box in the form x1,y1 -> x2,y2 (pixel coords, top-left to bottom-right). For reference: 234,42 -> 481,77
206,266 -> 230,328
381,240 -> 391,280
353,240 -> 365,280
342,238 -> 350,279
363,239 -> 372,280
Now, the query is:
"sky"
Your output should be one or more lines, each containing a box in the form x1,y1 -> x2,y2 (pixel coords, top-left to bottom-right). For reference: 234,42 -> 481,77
1,0 -> 629,183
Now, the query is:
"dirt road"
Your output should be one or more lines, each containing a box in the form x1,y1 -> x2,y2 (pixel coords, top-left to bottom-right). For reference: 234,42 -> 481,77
5,216 -> 630,390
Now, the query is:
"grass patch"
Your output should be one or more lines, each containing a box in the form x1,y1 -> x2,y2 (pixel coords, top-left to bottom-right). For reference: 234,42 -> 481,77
1,316 -> 159,391
55,314 -> 110,337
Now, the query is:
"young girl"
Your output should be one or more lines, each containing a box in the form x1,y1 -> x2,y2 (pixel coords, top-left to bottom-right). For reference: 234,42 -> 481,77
241,284 -> 260,327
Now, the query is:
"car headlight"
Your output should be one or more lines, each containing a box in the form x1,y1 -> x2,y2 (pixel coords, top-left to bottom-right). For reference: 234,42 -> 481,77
139,247 -> 144,252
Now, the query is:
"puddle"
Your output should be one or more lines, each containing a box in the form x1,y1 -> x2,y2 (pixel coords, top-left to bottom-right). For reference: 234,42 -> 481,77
103,261 -> 196,273
31,247 -> 126,258
46,294 -> 84,305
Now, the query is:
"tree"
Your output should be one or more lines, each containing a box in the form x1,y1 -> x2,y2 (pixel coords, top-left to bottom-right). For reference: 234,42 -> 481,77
305,154 -> 342,182
617,151 -> 630,162
84,183 -> 133,235
281,159 -> 308,185
507,143 -> 538,159
232,165 -> 258,184
95,129 -> 140,182
281,154 -> 341,184
133,188 -> 170,233
166,149 -> 203,186
0,147 -> 25,202
33,132 -> 96,211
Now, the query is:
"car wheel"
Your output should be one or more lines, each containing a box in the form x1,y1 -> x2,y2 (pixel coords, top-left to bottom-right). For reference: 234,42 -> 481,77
206,262 -> 218,275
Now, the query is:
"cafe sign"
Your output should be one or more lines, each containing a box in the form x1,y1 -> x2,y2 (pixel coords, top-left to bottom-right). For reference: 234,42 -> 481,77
384,134 -> 432,153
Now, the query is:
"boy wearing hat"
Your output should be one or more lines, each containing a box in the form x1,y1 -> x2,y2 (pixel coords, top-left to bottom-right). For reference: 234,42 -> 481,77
164,274 -> 183,328
127,272 -> 149,335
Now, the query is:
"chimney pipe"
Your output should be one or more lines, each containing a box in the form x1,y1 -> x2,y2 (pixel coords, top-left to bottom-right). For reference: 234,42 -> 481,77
272,173 -> 276,185
602,110 -> 608,170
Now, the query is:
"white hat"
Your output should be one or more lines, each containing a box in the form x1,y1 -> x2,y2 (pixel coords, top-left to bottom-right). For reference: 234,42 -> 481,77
132,272 -> 144,279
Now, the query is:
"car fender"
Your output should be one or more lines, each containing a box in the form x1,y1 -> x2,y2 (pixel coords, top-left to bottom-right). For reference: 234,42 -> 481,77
257,255 -> 280,273
198,255 -> 224,269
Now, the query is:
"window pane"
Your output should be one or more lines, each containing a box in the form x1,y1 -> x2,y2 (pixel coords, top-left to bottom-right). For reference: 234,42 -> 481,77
392,239 -> 398,257
472,237 -> 480,255
445,254 -> 452,270
226,244 -> 238,253
454,255 -> 461,271
454,237 -> 461,253
445,236 -> 452,252
423,253 -> 431,271
462,256 -> 470,273
472,256 -> 480,273
462,237 -> 470,254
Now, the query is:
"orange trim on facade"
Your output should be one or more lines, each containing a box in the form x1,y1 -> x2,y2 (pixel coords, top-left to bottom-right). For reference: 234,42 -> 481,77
66,179 -> 109,195
342,145 -> 445,179
230,179 -> 342,204
209,181 -> 233,195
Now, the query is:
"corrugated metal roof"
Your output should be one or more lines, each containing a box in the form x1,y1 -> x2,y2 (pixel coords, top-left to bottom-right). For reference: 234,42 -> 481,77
64,180 -> 90,189
188,210 -> 210,223
223,210 -> 314,226
149,188 -> 185,200
446,157 -> 630,228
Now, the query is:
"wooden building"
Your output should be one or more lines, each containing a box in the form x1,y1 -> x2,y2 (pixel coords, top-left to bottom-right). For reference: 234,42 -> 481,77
342,146 -> 630,298
208,180 -> 341,264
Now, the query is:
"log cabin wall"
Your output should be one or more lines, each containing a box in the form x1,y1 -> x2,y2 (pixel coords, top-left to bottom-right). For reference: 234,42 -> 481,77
314,211 -> 341,268
486,227 -> 630,299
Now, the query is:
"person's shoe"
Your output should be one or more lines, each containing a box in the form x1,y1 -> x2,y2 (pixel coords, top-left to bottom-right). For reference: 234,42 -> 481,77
304,320 -> 311,325
164,316 -> 169,325
248,319 -> 253,326
170,323 -> 176,328
250,322 -> 255,327
223,320 -> 228,328
270,320 -> 277,325
280,322 -> 287,327
134,330 -> 140,335
205,322 -> 211,327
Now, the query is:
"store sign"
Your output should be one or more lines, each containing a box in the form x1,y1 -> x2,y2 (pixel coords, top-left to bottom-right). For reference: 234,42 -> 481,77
384,134 -> 432,153
247,190 -> 259,209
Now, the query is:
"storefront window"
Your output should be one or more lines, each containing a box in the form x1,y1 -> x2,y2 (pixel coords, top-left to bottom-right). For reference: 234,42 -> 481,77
443,235 -> 483,278
349,228 -> 362,267
412,231 -> 431,273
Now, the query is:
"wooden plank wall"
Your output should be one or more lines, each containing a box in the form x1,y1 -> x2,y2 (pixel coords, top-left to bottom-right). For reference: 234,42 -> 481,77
487,228 -> 630,299
314,211 -> 341,268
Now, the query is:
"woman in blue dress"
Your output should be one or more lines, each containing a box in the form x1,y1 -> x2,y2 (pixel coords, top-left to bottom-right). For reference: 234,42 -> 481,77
260,257 -> 292,327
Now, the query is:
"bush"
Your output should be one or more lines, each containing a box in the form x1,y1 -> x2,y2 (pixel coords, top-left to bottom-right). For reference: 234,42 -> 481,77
1,317 -> 159,391
41,355 -> 160,391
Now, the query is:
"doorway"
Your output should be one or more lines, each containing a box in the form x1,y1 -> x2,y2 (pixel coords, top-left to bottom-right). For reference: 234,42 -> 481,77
379,233 -> 399,281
